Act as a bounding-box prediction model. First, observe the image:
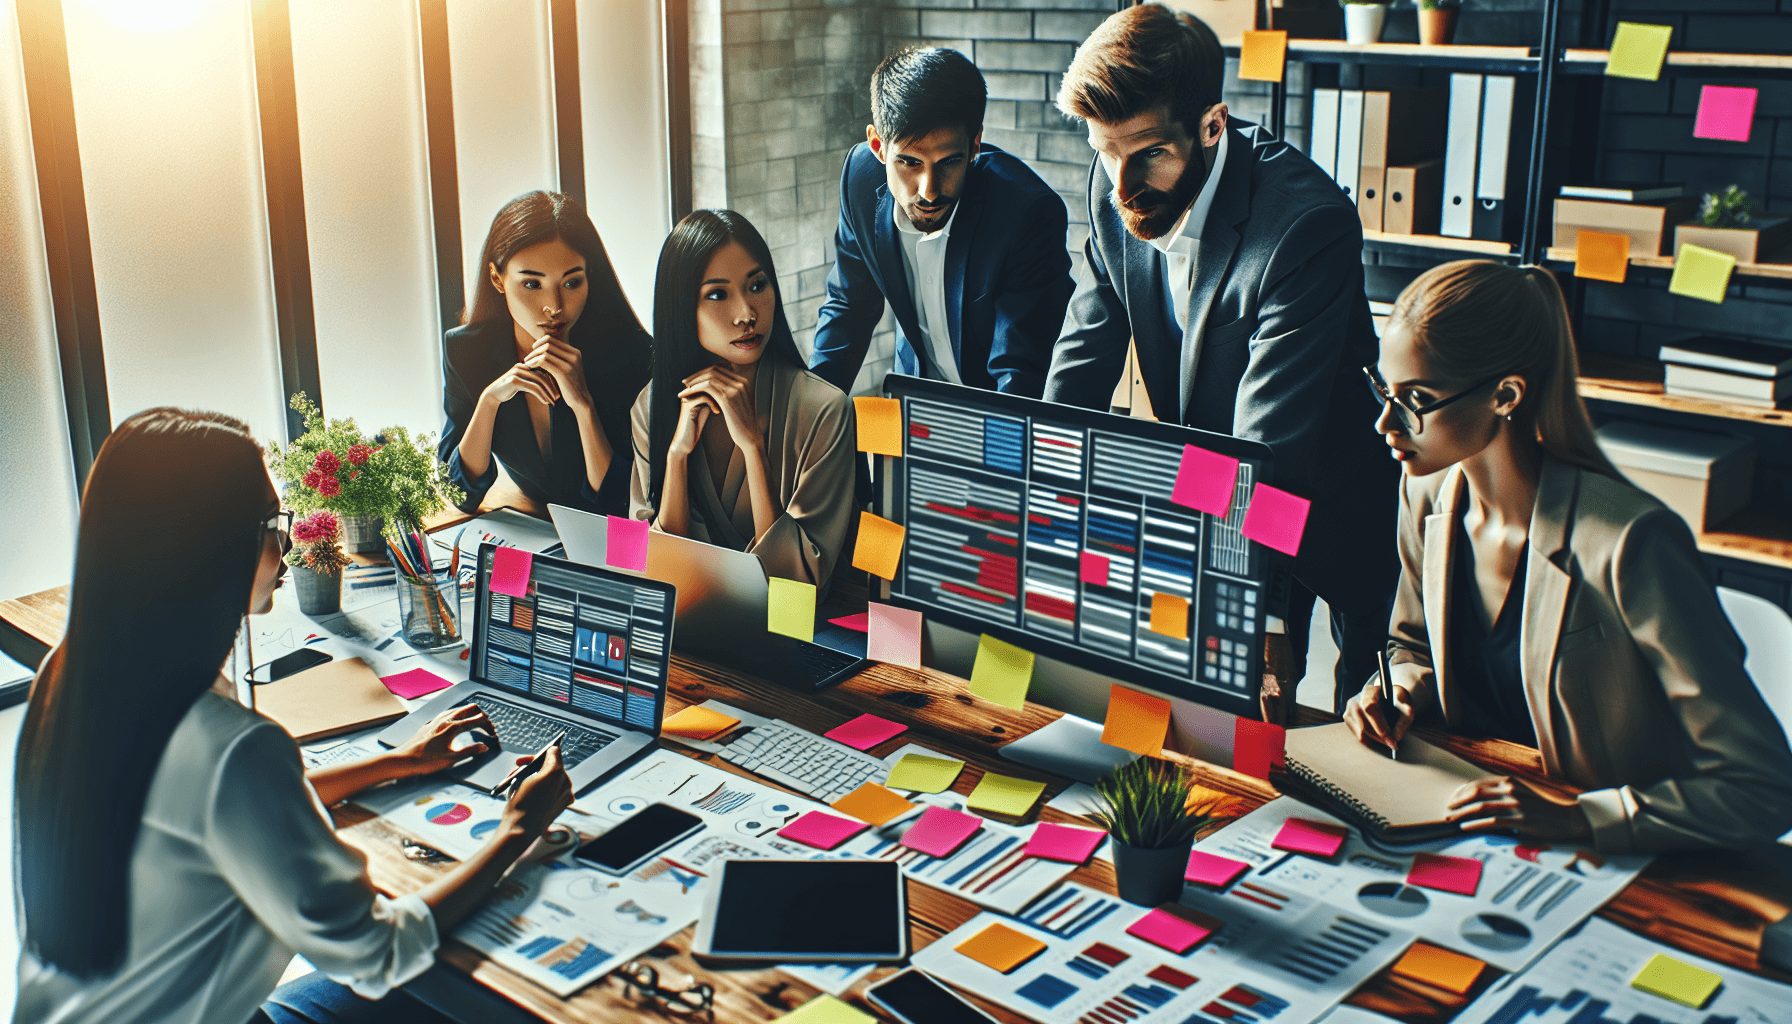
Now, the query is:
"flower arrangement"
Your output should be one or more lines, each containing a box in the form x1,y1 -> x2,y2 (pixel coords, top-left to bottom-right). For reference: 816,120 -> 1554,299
287,509 -> 351,574
267,393 -> 462,525
1699,185 -> 1757,229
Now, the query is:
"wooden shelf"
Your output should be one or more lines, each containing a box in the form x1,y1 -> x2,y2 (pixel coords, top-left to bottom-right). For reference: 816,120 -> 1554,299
1364,230 -> 1514,255
1561,49 -> 1792,74
1578,354 -> 1792,427
1696,505 -> 1792,571
1546,246 -> 1792,281
1222,38 -> 1539,73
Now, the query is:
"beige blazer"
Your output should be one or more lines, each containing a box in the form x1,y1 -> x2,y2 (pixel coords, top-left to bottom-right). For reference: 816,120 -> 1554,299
1389,455 -> 1792,852
629,358 -> 857,587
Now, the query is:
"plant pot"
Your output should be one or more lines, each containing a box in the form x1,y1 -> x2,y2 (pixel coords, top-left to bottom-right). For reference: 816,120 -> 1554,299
1342,3 -> 1388,45
1111,839 -> 1194,906
1417,7 -> 1457,45
1675,218 -> 1792,265
340,514 -> 385,554
291,564 -> 342,616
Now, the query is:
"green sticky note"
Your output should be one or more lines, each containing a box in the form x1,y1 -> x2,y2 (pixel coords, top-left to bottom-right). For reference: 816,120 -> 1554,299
967,772 -> 1048,817
777,993 -> 877,1024
1630,952 -> 1723,1009
1606,22 -> 1672,81
1669,244 -> 1736,304
969,633 -> 1035,710
767,577 -> 816,643
885,753 -> 964,794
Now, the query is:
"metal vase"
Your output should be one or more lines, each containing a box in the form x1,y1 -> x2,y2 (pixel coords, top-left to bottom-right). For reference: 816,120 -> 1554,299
340,514 -> 385,554
291,564 -> 342,616
1111,839 -> 1193,906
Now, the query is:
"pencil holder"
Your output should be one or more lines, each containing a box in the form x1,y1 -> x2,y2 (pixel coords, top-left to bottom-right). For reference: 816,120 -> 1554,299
397,570 -> 463,653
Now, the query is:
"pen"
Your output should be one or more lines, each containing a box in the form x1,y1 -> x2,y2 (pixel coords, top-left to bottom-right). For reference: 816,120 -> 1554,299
1378,648 -> 1397,761
494,730 -> 566,798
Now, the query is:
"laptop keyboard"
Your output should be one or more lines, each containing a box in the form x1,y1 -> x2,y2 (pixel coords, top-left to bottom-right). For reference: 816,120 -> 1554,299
457,695 -> 616,765
716,721 -> 887,803
793,642 -> 859,681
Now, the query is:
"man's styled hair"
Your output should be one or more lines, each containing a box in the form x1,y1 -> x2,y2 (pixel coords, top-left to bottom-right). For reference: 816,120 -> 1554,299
870,47 -> 987,145
1055,3 -> 1225,135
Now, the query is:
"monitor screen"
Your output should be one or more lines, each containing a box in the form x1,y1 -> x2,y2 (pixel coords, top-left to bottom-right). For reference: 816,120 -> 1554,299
472,545 -> 675,731
879,377 -> 1278,720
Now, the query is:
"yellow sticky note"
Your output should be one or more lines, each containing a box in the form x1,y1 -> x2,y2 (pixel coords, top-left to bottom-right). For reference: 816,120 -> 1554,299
1669,243 -> 1736,304
1239,30 -> 1288,83
853,396 -> 904,457
1606,22 -> 1672,81
885,752 -> 964,794
1574,229 -> 1630,284
1102,684 -> 1171,757
1391,943 -> 1486,996
1630,952 -> 1722,1009
955,921 -> 1048,974
767,577 -> 816,642
967,772 -> 1048,817
969,633 -> 1034,710
1149,592 -> 1190,640
852,511 -> 906,581
830,782 -> 916,825
661,705 -> 740,741
777,993 -> 877,1024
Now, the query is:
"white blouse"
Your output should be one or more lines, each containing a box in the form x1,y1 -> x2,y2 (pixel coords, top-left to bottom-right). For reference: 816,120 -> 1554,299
13,689 -> 437,1024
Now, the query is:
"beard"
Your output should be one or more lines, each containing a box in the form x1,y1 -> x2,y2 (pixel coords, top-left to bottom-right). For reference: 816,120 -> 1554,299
1114,155 -> 1206,241
905,195 -> 956,233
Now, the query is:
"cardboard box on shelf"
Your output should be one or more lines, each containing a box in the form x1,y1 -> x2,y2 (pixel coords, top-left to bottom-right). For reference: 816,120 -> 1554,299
1597,421 -> 1755,532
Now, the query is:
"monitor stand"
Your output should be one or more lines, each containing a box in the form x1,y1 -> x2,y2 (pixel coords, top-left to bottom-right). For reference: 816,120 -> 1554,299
998,714 -> 1137,784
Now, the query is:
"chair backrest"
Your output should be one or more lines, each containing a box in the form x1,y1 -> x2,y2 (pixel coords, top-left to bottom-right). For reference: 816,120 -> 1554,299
1718,586 -> 1792,748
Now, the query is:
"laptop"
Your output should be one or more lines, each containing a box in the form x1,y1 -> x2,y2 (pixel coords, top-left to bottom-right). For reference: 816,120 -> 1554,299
377,543 -> 676,793
547,504 -> 868,691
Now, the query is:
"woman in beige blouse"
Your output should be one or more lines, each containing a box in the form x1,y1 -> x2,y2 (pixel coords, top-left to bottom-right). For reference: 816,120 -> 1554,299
631,209 -> 857,587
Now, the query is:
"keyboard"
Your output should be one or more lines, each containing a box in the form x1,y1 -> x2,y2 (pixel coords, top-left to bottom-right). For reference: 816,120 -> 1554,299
457,695 -> 616,766
716,720 -> 888,803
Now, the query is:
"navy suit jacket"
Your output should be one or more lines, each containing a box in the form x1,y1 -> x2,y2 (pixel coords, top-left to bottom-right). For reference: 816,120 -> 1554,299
1044,122 -> 1397,617
809,142 -> 1073,397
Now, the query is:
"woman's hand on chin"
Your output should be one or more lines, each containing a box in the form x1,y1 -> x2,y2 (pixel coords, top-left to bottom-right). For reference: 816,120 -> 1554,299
524,335 -> 592,412
679,365 -> 762,455
1445,776 -> 1593,842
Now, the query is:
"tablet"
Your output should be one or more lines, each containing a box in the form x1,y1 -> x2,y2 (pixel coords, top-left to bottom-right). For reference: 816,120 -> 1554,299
692,859 -> 908,963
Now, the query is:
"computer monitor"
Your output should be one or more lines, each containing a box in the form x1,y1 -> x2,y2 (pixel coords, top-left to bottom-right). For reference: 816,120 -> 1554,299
874,376 -> 1284,734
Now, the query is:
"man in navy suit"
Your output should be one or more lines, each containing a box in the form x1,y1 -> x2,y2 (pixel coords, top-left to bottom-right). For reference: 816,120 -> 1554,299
808,48 -> 1073,397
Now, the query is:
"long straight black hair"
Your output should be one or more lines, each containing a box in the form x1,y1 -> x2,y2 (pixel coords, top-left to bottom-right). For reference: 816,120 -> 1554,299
462,190 -> 645,347
644,209 -> 803,509
15,408 -> 270,978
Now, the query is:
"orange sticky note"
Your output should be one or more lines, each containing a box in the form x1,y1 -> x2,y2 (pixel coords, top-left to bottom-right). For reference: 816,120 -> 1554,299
661,705 -> 740,741
830,782 -> 916,826
1149,592 -> 1190,640
954,922 -> 1048,974
1392,943 -> 1487,995
1574,229 -> 1630,284
1102,684 -> 1171,756
853,396 -> 903,457
1239,30 -> 1288,83
852,512 -> 906,580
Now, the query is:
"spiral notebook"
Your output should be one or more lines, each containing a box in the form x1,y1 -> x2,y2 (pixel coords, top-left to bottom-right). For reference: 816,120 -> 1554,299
1282,723 -> 1497,841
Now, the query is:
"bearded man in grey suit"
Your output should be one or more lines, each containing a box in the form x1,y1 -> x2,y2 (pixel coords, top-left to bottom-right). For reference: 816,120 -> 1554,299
1044,2 -> 1397,712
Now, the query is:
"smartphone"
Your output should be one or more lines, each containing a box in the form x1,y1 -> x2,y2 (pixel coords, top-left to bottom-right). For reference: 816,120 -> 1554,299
867,969 -> 1000,1024
248,648 -> 331,685
572,803 -> 704,876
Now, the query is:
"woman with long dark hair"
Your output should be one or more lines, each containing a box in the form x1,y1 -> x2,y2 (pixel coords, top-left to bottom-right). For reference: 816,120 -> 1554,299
629,209 -> 857,586
1345,261 -> 1792,851
441,190 -> 651,516
14,408 -> 573,1024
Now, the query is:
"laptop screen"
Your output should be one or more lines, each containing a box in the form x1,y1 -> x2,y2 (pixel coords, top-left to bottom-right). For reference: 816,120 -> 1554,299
472,544 -> 676,732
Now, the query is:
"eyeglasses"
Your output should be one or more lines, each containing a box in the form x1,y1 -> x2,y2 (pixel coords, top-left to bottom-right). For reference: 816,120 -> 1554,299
263,509 -> 293,556
619,960 -> 714,1018
1363,365 -> 1505,435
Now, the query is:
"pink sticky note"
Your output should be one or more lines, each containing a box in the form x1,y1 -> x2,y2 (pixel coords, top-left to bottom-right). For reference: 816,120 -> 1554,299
1233,719 -> 1286,781
1408,852 -> 1484,896
1240,483 -> 1311,556
1694,84 -> 1757,142
380,668 -> 455,700
825,713 -> 908,751
1272,817 -> 1348,857
777,811 -> 869,851
1025,823 -> 1107,864
867,602 -> 923,670
900,805 -> 983,858
489,546 -> 533,598
829,612 -> 870,632
605,515 -> 650,571
1171,444 -> 1241,517
1125,907 -> 1217,954
1079,551 -> 1110,587
1185,850 -> 1251,887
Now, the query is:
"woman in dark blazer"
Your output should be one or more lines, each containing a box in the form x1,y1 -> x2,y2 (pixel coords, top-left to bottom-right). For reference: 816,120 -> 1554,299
440,191 -> 651,516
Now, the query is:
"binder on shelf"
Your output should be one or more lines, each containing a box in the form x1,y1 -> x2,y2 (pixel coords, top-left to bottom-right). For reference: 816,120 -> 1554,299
1336,89 -> 1364,203
1311,87 -> 1340,182
1359,87 -> 1447,234
1472,75 -> 1534,243
1385,160 -> 1444,236
1441,74 -> 1483,239
1358,91 -> 1389,232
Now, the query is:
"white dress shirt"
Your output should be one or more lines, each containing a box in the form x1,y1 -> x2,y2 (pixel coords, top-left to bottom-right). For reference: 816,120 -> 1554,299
14,689 -> 438,1024
1147,129 -> 1230,371
894,200 -> 964,385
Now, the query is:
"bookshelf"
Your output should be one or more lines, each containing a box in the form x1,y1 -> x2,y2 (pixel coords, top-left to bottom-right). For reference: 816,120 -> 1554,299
1577,354 -> 1792,429
1543,247 -> 1792,284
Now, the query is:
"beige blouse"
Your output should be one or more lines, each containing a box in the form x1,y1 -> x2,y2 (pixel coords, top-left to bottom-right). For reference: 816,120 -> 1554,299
630,358 -> 858,587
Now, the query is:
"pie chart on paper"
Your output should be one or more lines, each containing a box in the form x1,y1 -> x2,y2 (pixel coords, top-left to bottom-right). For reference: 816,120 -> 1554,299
425,802 -> 472,826
1356,881 -> 1430,918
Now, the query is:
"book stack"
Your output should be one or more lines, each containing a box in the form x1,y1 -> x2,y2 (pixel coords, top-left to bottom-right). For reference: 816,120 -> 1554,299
1660,336 -> 1792,409
1553,183 -> 1694,257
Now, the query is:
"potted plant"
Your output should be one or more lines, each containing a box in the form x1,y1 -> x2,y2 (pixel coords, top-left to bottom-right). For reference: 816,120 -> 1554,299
1676,186 -> 1791,265
1088,758 -> 1217,906
1340,0 -> 1389,45
1418,0 -> 1459,45
287,509 -> 350,615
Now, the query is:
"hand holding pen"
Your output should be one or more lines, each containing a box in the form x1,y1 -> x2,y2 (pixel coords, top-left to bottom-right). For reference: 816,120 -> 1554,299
494,730 -> 567,798
1344,647 -> 1418,755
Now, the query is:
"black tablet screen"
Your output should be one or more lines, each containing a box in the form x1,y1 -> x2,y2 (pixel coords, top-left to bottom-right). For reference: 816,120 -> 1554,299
709,860 -> 903,957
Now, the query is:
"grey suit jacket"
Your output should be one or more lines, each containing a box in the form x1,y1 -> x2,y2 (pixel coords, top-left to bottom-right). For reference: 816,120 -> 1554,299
1044,123 -> 1397,616
1390,457 -> 1792,853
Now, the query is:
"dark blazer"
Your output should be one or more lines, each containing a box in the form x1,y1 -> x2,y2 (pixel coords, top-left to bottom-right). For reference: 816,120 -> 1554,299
1044,122 -> 1397,616
809,141 -> 1074,397
439,313 -> 651,517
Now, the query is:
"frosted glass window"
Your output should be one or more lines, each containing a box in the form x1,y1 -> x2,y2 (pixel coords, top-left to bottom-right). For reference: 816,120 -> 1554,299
0,0 -> 79,602
63,0 -> 286,444
289,0 -> 443,437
